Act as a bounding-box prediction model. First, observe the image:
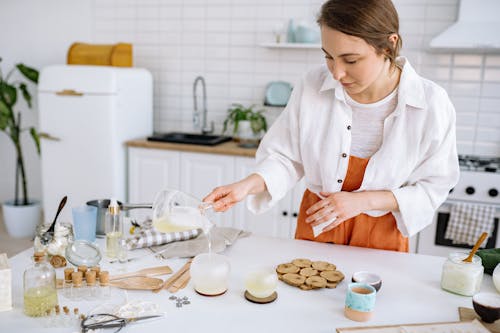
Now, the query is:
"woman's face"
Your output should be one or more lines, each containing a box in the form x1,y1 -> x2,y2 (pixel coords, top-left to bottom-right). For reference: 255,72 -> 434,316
321,25 -> 389,98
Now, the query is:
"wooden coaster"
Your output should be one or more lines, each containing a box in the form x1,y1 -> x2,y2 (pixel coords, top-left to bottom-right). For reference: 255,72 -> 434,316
195,289 -> 227,297
459,307 -> 500,333
244,290 -> 278,304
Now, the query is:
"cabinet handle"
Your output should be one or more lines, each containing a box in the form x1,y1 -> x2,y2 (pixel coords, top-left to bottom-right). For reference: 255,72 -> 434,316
282,211 -> 288,216
292,212 -> 298,218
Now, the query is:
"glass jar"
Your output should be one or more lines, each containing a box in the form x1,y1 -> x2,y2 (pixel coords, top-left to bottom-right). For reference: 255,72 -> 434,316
441,251 -> 484,296
34,222 -> 74,256
23,252 -> 59,317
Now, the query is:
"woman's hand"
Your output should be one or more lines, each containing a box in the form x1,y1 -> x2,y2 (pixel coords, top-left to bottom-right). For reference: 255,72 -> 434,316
203,174 -> 266,212
305,190 -> 398,232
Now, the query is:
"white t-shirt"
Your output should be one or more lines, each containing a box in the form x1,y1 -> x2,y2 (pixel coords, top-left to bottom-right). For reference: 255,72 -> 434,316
345,87 -> 398,158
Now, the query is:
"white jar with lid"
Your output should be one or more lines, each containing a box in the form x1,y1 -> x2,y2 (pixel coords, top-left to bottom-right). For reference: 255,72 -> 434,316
441,252 -> 484,296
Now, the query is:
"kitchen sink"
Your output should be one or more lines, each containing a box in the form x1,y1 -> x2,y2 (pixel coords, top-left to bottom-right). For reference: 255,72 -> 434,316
147,132 -> 232,146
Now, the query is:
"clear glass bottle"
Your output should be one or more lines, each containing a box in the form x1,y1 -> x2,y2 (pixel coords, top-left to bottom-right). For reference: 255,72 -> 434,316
98,271 -> 110,299
441,251 -> 484,296
62,268 -> 74,299
23,252 -> 59,317
105,199 -> 123,259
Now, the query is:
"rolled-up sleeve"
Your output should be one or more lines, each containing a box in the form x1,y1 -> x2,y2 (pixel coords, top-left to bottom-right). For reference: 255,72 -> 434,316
392,96 -> 459,237
247,80 -> 305,214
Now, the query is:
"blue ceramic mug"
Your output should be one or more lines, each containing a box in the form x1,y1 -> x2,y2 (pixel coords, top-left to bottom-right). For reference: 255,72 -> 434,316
345,282 -> 377,322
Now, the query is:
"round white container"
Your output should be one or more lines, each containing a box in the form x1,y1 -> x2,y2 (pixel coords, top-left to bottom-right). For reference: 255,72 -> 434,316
441,252 -> 484,296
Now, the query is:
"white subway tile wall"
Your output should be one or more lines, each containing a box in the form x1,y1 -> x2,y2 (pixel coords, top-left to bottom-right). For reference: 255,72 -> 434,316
93,0 -> 500,156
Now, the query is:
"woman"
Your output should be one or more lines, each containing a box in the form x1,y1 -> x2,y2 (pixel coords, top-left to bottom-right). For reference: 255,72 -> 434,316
203,0 -> 459,252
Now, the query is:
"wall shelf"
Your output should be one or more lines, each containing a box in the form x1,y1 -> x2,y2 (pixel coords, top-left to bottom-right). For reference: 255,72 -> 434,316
260,42 -> 321,49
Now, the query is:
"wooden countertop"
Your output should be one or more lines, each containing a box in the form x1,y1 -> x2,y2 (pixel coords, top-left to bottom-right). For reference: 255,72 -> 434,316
126,138 -> 257,157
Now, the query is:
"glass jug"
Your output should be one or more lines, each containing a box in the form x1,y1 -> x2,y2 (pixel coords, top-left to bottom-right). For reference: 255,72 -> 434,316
152,189 -> 213,233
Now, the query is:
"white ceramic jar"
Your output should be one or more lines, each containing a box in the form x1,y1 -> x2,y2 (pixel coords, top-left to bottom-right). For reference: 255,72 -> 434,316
493,263 -> 500,293
190,253 -> 230,296
441,252 -> 484,296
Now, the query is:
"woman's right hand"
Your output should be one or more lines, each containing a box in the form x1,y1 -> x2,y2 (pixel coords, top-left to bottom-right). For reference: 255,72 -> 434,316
203,174 -> 266,212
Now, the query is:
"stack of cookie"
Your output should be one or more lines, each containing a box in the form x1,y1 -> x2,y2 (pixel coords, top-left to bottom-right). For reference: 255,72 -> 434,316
276,258 -> 344,291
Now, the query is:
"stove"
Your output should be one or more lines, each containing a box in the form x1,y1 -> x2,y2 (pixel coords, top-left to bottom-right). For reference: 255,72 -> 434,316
449,155 -> 500,205
414,155 -> 500,256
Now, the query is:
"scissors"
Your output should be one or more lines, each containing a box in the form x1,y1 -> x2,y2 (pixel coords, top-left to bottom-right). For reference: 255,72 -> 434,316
81,313 -> 163,332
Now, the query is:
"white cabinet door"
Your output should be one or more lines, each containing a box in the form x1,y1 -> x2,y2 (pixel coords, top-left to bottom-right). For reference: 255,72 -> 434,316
180,152 -> 235,228
128,147 -> 180,221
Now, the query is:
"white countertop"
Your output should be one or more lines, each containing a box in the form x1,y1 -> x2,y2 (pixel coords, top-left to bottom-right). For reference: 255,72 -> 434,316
0,235 -> 495,332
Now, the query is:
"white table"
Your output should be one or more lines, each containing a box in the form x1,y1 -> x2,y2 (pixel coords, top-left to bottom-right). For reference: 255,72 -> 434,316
0,236 -> 496,332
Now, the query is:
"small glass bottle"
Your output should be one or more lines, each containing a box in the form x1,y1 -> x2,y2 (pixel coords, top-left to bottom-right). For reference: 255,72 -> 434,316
441,251 -> 484,296
71,271 -> 83,300
99,271 -> 111,299
63,268 -> 74,299
85,270 -> 98,299
23,252 -> 59,317
105,199 -> 123,259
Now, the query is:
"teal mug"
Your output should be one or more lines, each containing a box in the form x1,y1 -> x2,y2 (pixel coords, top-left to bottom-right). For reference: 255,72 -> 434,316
344,282 -> 376,322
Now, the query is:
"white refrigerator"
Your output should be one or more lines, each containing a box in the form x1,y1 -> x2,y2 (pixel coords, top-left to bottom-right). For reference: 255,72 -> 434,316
38,65 -> 153,226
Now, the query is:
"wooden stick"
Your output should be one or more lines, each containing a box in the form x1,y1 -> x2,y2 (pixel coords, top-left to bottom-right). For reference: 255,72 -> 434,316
152,259 -> 192,293
110,265 -> 172,281
168,270 -> 190,293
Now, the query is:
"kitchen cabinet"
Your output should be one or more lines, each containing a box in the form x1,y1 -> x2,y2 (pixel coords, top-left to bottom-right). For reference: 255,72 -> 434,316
127,146 -> 305,239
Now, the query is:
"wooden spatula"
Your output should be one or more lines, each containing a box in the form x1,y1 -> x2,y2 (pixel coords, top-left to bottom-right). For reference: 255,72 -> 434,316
463,232 -> 488,263
109,276 -> 164,290
110,265 -> 172,280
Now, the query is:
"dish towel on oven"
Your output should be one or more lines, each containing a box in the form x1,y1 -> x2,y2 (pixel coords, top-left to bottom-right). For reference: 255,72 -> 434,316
444,203 -> 496,247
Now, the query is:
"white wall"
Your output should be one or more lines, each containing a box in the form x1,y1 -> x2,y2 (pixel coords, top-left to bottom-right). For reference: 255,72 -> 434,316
0,0 -> 93,203
1,0 -> 500,203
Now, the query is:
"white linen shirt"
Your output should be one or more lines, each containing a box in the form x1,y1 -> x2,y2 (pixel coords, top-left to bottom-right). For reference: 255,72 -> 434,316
248,57 -> 460,238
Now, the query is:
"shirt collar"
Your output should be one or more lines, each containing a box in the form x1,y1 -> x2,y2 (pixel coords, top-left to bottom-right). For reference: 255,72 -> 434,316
318,57 -> 427,109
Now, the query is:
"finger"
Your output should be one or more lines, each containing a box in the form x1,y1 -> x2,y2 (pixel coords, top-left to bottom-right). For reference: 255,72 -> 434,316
306,199 -> 332,215
203,188 -> 229,203
319,191 -> 333,197
306,208 -> 336,226
212,196 -> 236,212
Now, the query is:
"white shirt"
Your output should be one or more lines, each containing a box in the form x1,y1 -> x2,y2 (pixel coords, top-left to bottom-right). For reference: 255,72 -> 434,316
248,57 -> 459,238
346,87 -> 398,158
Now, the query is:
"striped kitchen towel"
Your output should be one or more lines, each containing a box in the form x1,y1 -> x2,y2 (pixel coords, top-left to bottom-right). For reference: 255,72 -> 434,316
126,228 -> 202,250
444,203 -> 496,247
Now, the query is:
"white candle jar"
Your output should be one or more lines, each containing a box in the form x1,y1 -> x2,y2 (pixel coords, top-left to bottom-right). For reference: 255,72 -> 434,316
441,252 -> 484,296
190,253 -> 230,296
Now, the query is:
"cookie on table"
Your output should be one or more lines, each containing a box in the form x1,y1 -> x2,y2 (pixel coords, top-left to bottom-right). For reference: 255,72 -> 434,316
292,258 -> 312,268
312,261 -> 336,271
282,273 -> 306,287
276,263 -> 300,274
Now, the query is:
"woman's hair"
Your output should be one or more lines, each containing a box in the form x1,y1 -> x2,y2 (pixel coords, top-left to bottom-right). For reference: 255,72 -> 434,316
317,0 -> 402,68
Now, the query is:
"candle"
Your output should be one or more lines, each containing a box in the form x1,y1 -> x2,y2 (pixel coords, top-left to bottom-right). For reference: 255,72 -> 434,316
245,268 -> 278,299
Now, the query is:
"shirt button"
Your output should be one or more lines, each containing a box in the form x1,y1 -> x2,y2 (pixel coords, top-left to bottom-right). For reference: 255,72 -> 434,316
347,125 -> 352,130
341,153 -> 347,158
337,179 -> 343,183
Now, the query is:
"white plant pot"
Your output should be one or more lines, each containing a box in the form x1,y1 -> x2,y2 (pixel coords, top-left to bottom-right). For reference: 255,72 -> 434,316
2,200 -> 41,238
237,120 -> 262,148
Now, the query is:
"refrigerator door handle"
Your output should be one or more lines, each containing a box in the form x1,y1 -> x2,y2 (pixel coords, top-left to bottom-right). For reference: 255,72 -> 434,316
39,132 -> 61,141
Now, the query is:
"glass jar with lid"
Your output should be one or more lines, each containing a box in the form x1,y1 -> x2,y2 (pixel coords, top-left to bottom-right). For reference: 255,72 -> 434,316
23,252 -> 59,317
34,222 -> 74,256
441,251 -> 484,296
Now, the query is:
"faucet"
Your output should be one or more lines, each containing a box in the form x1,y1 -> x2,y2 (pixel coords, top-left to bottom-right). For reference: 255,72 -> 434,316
193,76 -> 214,135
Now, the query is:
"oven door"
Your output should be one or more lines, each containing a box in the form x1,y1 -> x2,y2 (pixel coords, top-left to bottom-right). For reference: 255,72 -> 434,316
416,201 -> 500,257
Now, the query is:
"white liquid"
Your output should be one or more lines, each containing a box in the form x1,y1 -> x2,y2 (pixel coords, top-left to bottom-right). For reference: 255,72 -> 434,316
153,206 -> 211,233
245,270 -> 278,298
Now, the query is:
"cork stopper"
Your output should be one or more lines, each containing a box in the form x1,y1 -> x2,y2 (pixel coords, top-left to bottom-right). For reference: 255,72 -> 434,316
64,268 -> 74,281
85,270 -> 96,286
77,265 -> 88,279
63,306 -> 69,315
55,305 -> 60,315
74,308 -> 79,315
99,271 -> 109,286
72,271 -> 83,287
90,266 -> 101,279
33,252 -> 45,263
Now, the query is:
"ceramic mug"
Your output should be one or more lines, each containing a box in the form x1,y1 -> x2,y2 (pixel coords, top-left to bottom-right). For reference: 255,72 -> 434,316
344,282 -> 377,322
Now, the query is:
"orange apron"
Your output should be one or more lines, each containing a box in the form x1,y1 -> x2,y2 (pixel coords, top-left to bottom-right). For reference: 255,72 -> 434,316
295,156 -> 408,252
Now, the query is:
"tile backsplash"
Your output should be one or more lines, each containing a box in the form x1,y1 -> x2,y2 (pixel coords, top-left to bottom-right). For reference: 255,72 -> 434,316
92,0 -> 498,156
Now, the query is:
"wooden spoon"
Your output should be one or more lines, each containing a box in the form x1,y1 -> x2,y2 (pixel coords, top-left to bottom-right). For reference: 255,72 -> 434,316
463,232 -> 488,263
109,276 -> 164,290
110,265 -> 172,280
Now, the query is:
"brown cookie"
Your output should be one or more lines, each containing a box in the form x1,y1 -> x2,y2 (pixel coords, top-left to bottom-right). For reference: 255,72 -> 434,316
299,267 -> 318,277
282,273 -> 306,287
320,270 -> 345,283
292,258 -> 312,268
305,276 -> 327,288
276,263 -> 300,274
326,281 -> 339,289
299,284 -> 314,291
311,261 -> 336,271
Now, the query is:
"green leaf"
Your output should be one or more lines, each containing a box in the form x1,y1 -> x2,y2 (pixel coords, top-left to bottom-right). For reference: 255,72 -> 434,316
19,83 -> 32,108
1,82 -> 17,107
0,100 -> 10,130
30,127 -> 41,155
16,64 -> 39,84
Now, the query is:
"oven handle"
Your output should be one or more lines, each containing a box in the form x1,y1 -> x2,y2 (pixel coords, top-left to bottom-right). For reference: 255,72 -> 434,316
445,198 -> 500,208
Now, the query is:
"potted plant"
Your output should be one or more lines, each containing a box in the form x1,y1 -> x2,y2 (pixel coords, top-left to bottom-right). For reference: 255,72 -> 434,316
222,103 -> 268,148
0,57 -> 41,238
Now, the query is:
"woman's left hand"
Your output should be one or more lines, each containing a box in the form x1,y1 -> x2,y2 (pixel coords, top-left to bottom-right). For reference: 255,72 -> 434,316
305,191 -> 367,232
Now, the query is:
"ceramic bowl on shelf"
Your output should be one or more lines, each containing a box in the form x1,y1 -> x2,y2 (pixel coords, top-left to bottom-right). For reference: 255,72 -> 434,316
264,81 -> 292,107
351,271 -> 382,292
